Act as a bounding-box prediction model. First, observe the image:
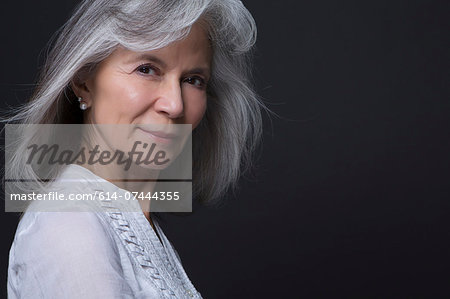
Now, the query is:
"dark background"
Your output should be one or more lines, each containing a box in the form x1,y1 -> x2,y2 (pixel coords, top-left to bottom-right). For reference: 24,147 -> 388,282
1,0 -> 449,297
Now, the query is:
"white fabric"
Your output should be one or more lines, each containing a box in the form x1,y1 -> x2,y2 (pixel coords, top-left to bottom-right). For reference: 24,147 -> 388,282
7,164 -> 202,299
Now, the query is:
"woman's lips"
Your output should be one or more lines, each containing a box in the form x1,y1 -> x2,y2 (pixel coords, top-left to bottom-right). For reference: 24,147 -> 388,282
137,127 -> 178,145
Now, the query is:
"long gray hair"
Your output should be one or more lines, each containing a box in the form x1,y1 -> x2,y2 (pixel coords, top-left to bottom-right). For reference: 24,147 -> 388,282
4,0 -> 264,204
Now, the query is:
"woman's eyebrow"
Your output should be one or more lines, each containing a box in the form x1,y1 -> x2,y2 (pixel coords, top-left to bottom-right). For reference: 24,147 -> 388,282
127,53 -> 210,77
127,54 -> 168,68
185,67 -> 211,78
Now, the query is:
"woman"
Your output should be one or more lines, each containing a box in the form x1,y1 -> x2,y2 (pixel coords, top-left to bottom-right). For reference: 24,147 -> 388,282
6,0 -> 264,298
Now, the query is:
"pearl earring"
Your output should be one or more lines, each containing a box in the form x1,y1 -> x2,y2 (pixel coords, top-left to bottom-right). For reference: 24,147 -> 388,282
78,97 -> 88,110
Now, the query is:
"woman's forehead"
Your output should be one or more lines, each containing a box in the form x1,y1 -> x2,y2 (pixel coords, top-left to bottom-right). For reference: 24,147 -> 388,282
104,24 -> 212,73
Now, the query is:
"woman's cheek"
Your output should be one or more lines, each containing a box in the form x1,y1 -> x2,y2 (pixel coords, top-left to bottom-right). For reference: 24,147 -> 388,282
189,97 -> 207,129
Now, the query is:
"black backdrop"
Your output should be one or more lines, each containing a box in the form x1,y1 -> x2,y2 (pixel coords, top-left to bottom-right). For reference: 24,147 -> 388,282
1,1 -> 449,297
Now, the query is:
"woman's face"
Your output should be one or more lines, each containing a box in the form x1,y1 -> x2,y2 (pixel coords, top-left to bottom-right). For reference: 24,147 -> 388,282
74,23 -> 212,171
78,22 -> 212,129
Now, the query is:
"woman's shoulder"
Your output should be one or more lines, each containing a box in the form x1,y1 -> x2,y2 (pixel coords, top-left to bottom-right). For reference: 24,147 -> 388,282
8,211 -> 138,298
10,210 -> 118,264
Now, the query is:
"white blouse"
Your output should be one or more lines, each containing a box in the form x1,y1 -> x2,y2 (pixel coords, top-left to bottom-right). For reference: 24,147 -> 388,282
7,164 -> 202,298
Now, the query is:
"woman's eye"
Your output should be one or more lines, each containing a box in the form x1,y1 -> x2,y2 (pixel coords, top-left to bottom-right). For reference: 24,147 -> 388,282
136,64 -> 159,76
184,76 -> 206,89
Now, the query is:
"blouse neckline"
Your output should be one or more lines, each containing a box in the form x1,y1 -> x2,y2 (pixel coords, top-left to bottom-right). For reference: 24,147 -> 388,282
61,164 -> 165,244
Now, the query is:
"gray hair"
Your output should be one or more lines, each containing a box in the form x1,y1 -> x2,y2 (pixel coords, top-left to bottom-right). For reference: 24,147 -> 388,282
4,0 -> 264,204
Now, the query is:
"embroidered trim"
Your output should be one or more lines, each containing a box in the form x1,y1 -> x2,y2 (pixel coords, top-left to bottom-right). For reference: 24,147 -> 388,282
97,193 -> 177,298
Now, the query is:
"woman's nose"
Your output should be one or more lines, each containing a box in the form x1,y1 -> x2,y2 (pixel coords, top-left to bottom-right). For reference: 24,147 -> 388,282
153,77 -> 184,119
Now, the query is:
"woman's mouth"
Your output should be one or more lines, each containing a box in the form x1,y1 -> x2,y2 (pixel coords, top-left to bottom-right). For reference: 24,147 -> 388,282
137,127 -> 178,145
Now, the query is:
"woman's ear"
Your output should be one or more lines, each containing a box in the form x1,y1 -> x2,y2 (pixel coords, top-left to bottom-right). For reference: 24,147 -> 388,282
70,74 -> 93,108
